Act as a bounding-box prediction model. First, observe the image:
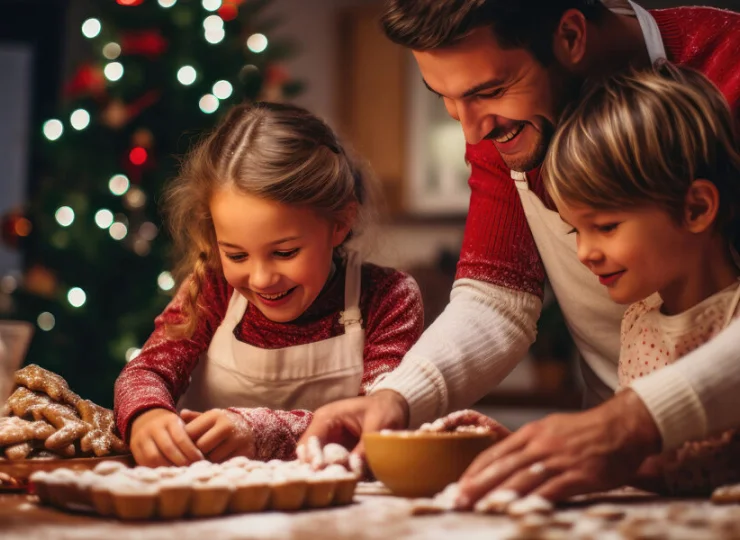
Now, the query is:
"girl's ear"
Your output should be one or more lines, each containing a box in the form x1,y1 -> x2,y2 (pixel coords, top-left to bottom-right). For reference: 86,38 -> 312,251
331,203 -> 358,247
684,179 -> 720,233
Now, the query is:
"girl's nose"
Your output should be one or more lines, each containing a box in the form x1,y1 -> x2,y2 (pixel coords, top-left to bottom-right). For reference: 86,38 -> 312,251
248,260 -> 278,291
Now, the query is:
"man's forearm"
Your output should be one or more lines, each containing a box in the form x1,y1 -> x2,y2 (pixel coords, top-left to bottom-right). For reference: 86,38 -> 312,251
371,278 -> 541,427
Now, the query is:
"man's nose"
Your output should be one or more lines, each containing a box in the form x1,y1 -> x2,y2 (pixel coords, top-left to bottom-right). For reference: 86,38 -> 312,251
448,100 -> 496,146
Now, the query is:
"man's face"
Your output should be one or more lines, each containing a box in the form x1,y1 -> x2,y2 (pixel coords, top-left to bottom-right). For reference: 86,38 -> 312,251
413,27 -> 580,171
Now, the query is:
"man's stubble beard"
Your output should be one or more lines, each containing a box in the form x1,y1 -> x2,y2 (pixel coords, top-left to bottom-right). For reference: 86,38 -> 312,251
500,122 -> 554,172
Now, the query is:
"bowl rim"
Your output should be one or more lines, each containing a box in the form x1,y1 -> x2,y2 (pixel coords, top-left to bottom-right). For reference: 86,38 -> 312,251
362,430 -> 496,441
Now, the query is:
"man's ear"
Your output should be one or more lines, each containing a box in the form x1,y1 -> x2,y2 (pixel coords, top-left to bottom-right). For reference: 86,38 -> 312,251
684,179 -> 720,233
332,203 -> 358,247
552,8 -> 588,68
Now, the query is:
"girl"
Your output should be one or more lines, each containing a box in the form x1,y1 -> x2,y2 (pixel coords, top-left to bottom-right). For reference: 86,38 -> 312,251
114,102 -> 423,467
542,62 -> 740,496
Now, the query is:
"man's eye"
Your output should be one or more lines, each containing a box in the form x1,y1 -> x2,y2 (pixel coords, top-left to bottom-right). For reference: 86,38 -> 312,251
477,88 -> 505,99
274,249 -> 299,259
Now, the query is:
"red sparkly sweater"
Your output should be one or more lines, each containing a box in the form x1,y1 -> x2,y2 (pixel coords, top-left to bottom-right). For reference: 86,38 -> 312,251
459,7 -> 740,299
114,260 -> 423,460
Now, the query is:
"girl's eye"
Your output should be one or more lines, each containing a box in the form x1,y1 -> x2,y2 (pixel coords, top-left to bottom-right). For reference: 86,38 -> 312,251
274,248 -> 299,259
226,253 -> 247,262
596,223 -> 619,233
567,228 -> 577,235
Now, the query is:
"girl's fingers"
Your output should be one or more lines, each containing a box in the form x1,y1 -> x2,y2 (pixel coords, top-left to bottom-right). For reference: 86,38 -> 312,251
180,409 -> 202,422
153,429 -> 188,466
184,413 -> 217,441
168,420 -> 204,463
195,426 -> 228,456
141,437 -> 170,467
208,439 -> 239,464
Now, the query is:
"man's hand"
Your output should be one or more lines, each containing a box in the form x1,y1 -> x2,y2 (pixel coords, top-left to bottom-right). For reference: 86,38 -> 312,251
130,408 -> 204,467
457,389 -> 662,506
298,390 -> 410,456
182,408 -> 256,463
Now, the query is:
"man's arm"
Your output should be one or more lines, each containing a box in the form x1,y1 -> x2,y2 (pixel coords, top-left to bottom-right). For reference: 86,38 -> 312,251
371,141 -> 544,426
370,279 -> 541,427
630,315 -> 740,451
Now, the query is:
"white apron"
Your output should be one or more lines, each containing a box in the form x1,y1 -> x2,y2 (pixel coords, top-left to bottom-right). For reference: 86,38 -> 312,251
178,252 -> 366,412
513,1 -> 667,406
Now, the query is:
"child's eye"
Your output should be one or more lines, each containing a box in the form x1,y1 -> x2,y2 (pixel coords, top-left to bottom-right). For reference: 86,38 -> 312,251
274,248 -> 299,259
226,253 -> 247,262
566,228 -> 577,235
596,223 -> 619,233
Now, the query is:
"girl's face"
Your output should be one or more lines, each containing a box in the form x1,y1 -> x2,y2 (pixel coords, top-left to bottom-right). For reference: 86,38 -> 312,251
210,186 -> 351,323
557,202 -> 697,306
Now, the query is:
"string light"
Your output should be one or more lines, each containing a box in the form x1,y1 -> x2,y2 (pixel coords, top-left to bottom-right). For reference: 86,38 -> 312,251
70,109 -> 91,130
203,15 -> 223,31
177,65 -> 197,85
37,312 -> 55,332
55,206 -> 75,227
109,222 -> 128,241
108,174 -> 130,196
199,94 -> 219,114
67,287 -> 87,308
125,347 -> 142,362
124,187 -> 147,209
104,62 -> 124,82
94,209 -> 114,229
138,222 -> 159,241
1,275 -> 18,294
205,28 -> 225,44
158,271 -> 175,291
247,33 -> 268,53
133,239 -> 151,256
43,120 -> 64,141
129,147 -> 147,165
158,0 -> 177,7
202,0 -> 221,12
213,80 -> 233,99
102,42 -> 121,60
81,19 -> 102,39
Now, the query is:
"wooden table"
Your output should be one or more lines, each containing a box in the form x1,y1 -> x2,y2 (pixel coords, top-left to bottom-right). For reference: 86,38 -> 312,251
0,489 -> 737,540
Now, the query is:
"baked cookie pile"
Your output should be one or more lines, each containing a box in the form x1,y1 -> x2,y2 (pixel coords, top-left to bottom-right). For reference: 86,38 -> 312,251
31,446 -> 360,520
0,365 -> 128,460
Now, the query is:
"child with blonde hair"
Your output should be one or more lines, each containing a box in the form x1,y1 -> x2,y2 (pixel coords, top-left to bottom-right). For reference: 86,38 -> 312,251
543,62 -> 740,495
114,102 -> 423,466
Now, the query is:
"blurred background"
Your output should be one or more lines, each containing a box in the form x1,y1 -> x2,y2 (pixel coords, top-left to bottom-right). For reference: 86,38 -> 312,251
0,0 -> 738,427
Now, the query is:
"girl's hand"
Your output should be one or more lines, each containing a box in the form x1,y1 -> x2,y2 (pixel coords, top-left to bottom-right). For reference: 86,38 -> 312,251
181,408 -> 256,463
130,408 -> 205,467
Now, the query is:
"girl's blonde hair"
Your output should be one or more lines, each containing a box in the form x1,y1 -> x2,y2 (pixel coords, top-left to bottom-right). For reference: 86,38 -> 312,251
163,101 -> 380,338
543,62 -> 740,245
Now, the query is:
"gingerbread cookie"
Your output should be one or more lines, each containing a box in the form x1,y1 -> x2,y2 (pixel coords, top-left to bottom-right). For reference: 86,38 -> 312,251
14,364 -> 81,406
77,400 -> 128,456
712,483 -> 740,504
0,416 -> 55,446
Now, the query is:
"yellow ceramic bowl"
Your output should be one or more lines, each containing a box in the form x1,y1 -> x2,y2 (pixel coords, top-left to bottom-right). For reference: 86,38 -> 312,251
362,431 -> 498,498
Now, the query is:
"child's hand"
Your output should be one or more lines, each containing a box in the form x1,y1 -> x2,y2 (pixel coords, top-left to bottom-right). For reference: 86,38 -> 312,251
130,408 -> 205,467
181,408 -> 256,463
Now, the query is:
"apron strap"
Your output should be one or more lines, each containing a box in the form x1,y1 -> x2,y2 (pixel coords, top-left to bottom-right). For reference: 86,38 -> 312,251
511,170 -> 529,191
722,279 -> 740,329
339,250 -> 363,330
629,0 -> 667,63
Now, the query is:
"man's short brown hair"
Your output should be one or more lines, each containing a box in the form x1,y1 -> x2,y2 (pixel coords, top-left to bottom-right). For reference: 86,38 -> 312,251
381,0 -> 607,64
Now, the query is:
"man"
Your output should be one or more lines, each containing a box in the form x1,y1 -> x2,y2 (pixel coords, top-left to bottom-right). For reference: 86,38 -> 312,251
301,0 -> 740,505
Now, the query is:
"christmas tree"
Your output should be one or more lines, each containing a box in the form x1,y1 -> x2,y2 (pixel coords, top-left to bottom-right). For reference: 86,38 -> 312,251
0,0 -> 301,407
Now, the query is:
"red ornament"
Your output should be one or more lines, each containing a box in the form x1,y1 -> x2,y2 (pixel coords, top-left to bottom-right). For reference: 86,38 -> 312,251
1,209 -> 32,250
64,64 -> 106,99
121,30 -> 168,58
117,0 -> 144,5
265,64 -> 290,86
218,3 -> 239,21
129,147 -> 148,166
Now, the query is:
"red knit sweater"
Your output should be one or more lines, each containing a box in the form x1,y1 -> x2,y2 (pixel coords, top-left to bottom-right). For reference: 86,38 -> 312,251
458,7 -> 740,299
114,259 -> 423,460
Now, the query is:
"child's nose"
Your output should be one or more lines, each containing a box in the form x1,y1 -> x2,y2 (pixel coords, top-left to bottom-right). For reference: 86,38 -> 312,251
576,237 -> 603,267
248,261 -> 278,290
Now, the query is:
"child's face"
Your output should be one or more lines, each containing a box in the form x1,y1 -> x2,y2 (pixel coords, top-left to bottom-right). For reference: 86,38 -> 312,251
210,187 -> 351,323
558,202 -> 696,305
